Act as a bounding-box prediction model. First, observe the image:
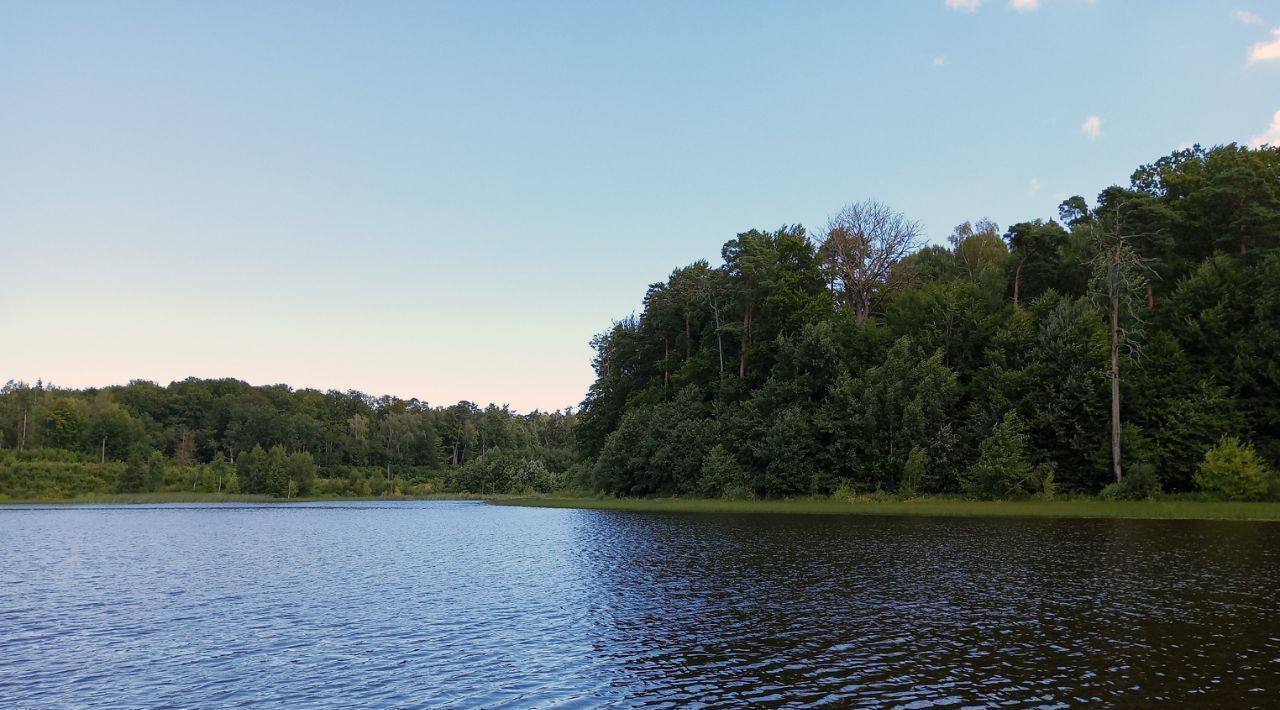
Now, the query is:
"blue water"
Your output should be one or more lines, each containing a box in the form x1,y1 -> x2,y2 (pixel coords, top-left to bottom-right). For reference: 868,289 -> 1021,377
1,501 -> 1277,707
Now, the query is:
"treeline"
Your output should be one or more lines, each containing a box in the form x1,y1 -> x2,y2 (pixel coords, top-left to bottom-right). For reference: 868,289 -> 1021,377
0,378 -> 576,499
576,143 -> 1280,501
6,144 -> 1278,504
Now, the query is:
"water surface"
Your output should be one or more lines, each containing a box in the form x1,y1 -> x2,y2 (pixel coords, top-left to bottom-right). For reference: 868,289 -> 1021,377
1,501 -> 1277,706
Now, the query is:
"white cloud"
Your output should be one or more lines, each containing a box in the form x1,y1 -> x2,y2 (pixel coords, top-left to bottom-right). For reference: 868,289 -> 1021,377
1080,115 -> 1103,140
1249,28 -> 1280,63
1011,0 -> 1041,12
932,55 -> 947,66
945,0 -> 986,12
1233,9 -> 1263,26
1028,178 -> 1042,193
1251,109 -> 1280,147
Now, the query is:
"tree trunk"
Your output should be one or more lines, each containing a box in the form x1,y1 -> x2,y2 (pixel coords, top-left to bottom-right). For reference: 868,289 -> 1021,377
663,335 -> 669,386
101,436 -> 107,464
739,303 -> 752,378
1013,255 -> 1025,305
18,411 -> 26,451
712,306 -> 724,374
856,291 -> 871,325
1145,281 -> 1154,309
1110,244 -> 1123,483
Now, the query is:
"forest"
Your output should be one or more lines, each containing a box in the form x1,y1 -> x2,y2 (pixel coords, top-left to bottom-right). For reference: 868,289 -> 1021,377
575,143 -> 1280,501
0,378 -> 577,500
2,143 -> 1278,502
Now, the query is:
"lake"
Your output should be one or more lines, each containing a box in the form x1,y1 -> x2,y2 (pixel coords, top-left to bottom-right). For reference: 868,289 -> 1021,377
1,501 -> 1277,707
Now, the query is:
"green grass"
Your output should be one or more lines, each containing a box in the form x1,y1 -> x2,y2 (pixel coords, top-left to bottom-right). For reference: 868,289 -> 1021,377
488,495 -> 1280,521
0,492 -> 490,505
0,491 -> 278,505
10,492 -> 1276,520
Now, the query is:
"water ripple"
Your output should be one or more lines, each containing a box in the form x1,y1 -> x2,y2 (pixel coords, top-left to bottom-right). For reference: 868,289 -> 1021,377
0,502 -> 1277,707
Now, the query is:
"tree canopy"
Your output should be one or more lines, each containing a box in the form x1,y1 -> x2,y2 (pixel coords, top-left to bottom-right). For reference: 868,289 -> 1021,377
575,143 -> 1280,499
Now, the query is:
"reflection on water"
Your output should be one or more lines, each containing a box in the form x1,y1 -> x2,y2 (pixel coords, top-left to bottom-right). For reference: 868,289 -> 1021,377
0,501 -> 1276,706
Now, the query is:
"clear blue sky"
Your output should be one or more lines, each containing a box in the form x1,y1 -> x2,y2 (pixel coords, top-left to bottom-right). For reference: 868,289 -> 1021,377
2,0 -> 1277,411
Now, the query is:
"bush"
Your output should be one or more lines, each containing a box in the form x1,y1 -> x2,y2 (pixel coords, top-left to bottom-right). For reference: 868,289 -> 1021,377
1032,462 -> 1056,500
15,448 -> 86,463
561,462 -> 594,494
1098,462 -> 1162,500
961,411 -> 1031,500
119,453 -> 147,493
448,449 -> 562,494
1194,436 -> 1271,501
831,482 -> 854,503
697,445 -> 749,499
0,460 -> 123,499
900,447 -> 926,497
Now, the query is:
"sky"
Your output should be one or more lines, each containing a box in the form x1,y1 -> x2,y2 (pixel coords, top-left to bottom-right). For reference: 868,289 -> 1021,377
2,0 -> 1277,412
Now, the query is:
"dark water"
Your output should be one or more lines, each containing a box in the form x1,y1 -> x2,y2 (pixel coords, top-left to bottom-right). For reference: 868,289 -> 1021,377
1,502 -> 1278,707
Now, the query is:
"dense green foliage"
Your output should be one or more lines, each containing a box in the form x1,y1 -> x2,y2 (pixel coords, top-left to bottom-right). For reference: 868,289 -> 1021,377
960,412 -> 1034,500
1195,436 -> 1272,502
576,144 -> 1280,500
0,379 -> 575,499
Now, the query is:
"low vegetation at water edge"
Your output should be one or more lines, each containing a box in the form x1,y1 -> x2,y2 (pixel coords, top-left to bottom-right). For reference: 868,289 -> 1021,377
491,495 -> 1280,521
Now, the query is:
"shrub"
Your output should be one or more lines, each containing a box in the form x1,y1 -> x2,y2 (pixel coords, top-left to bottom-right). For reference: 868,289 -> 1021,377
119,453 -> 147,493
900,447 -> 926,497
698,445 -> 749,499
961,411 -> 1031,500
1194,436 -> 1271,501
1034,462 -> 1056,500
1098,462 -> 1162,500
831,481 -> 854,503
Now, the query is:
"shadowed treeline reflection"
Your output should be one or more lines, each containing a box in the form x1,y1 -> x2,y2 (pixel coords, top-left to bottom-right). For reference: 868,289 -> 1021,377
572,513 -> 1280,706
0,502 -> 1276,707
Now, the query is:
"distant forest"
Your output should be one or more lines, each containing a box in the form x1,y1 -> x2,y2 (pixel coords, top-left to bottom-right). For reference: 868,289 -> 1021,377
0,380 -> 577,499
3,143 -> 1278,501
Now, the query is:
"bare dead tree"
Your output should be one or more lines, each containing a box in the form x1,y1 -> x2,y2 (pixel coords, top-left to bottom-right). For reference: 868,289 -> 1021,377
1088,199 -> 1157,484
820,200 -> 925,323
174,426 -> 197,465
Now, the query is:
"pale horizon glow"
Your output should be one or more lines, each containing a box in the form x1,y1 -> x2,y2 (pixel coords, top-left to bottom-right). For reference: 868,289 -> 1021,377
2,1 -> 1275,412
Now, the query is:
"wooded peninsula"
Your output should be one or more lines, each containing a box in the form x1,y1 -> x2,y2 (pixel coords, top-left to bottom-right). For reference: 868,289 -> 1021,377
3,143 -> 1278,508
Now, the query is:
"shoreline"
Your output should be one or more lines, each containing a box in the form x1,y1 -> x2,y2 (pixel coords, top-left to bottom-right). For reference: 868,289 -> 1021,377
488,496 -> 1280,521
0,492 -> 489,506
6,493 -> 1279,521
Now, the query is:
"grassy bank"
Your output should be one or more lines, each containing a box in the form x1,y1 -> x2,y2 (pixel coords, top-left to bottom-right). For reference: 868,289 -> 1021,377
489,496 -> 1280,521
0,492 -> 491,505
